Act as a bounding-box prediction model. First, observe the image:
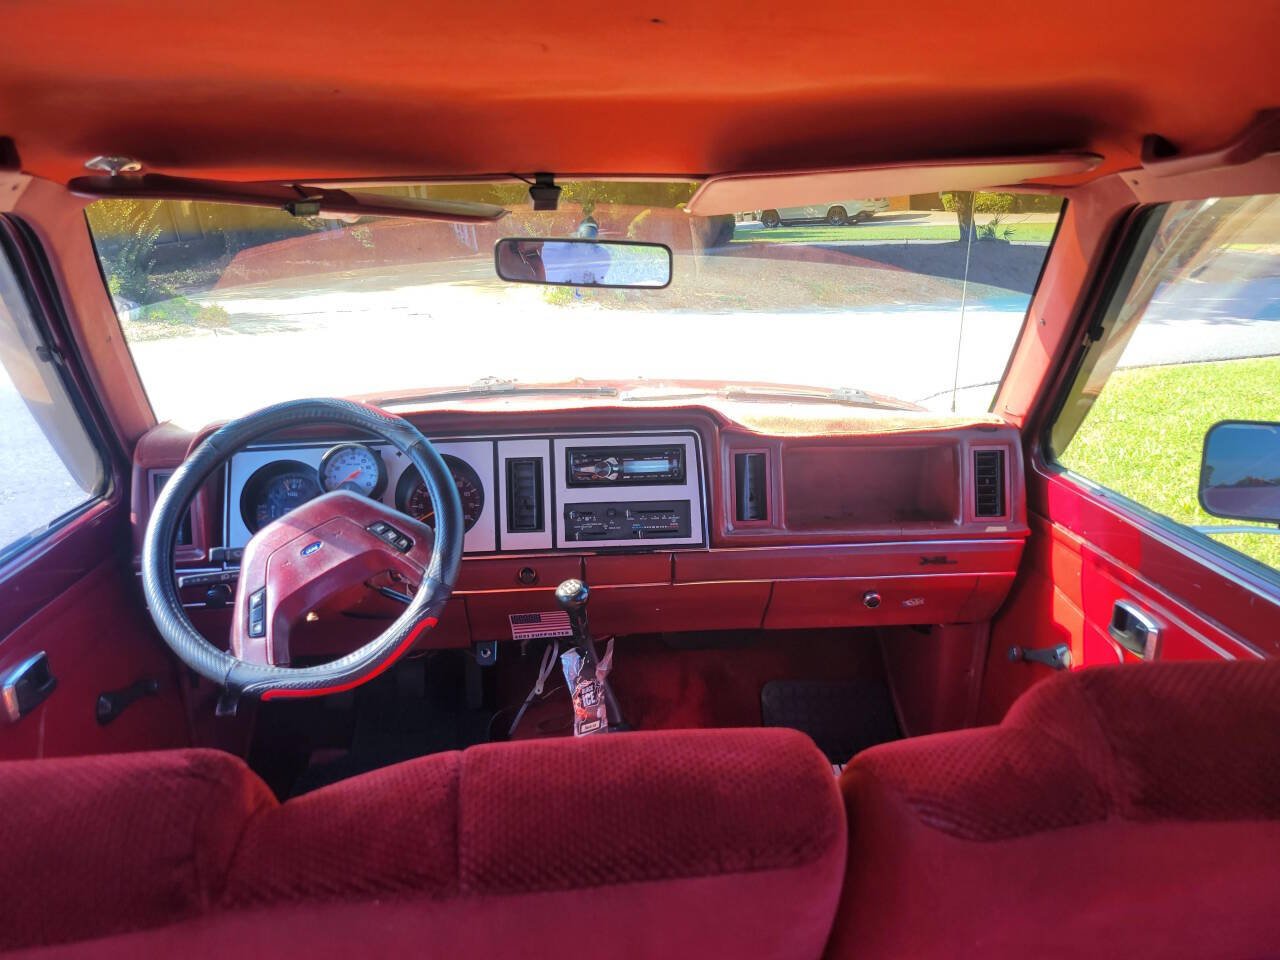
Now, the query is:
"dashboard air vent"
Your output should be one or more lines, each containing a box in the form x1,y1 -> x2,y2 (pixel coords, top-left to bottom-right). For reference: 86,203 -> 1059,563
152,471 -> 194,545
506,458 -> 544,532
734,452 -> 768,522
973,449 -> 1006,518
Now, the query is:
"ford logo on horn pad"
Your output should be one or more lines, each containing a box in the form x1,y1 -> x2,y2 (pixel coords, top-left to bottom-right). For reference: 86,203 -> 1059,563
300,541 -> 323,557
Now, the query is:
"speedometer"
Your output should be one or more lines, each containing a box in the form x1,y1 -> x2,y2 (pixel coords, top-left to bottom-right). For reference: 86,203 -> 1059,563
319,443 -> 387,498
395,455 -> 485,532
240,460 -> 323,533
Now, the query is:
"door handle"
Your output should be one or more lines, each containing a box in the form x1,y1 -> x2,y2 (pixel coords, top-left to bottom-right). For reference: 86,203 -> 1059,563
2,652 -> 57,723
1109,600 -> 1160,659
1008,643 -> 1072,671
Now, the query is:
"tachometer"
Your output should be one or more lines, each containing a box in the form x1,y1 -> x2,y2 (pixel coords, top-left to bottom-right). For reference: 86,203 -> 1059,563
319,443 -> 387,498
240,460 -> 323,534
395,455 -> 485,532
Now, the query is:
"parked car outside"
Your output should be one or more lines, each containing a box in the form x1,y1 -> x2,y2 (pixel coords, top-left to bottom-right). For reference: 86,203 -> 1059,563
758,197 -> 890,227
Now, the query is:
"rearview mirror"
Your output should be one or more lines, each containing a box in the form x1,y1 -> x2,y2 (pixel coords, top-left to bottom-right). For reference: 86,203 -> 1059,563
1199,420 -> 1280,524
494,238 -> 671,289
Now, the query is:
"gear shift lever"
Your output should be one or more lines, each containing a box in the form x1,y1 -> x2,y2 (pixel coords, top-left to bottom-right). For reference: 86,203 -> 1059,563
555,578 -> 629,731
555,578 -> 591,644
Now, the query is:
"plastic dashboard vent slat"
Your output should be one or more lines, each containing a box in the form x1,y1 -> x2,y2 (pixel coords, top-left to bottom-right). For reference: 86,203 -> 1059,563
973,449 -> 1006,518
734,452 -> 768,522
506,457 -> 544,532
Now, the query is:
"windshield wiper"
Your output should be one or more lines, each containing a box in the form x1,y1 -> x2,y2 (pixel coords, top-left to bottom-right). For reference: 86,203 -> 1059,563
374,378 -> 618,407
721,386 -> 921,412
619,384 -> 914,411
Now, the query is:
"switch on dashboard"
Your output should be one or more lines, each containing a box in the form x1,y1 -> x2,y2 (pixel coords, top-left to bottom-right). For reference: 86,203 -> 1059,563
366,520 -> 413,552
247,588 -> 266,638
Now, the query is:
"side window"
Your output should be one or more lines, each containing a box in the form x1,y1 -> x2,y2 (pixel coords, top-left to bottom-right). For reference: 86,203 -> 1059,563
0,243 -> 106,560
1051,195 -> 1280,576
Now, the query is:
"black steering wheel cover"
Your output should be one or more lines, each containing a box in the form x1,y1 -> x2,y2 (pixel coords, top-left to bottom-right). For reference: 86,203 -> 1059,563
141,398 -> 463,699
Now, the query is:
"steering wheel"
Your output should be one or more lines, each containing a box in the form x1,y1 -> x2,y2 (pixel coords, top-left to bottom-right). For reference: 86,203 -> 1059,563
141,398 -> 463,709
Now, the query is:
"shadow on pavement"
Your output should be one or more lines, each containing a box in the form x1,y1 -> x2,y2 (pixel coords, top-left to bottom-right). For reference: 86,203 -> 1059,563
831,241 -> 1048,295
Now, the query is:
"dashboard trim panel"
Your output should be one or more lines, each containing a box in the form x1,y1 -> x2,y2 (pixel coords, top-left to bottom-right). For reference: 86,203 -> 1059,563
132,405 -> 1030,651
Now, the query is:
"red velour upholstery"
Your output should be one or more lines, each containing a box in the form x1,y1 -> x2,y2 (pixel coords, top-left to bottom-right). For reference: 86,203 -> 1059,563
826,659 -> 1280,960
0,749 -> 274,949
0,728 -> 846,959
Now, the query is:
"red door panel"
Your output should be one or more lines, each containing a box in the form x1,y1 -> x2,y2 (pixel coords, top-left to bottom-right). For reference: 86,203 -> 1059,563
0,217 -> 190,760
980,515 -> 1087,723
984,471 -> 1275,721
1037,472 -> 1280,654
0,560 -> 190,760
1079,541 -> 1264,664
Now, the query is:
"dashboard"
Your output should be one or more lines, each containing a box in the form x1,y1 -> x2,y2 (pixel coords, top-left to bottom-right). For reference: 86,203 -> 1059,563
133,403 -> 1030,655
222,431 -> 708,555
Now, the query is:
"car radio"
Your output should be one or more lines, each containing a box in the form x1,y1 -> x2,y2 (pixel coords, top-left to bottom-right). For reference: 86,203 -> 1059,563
566,444 -> 686,486
553,433 -> 704,549
563,500 -> 692,541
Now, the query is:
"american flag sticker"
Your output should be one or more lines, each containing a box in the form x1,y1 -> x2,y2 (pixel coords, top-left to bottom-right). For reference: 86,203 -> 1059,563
509,611 -> 574,641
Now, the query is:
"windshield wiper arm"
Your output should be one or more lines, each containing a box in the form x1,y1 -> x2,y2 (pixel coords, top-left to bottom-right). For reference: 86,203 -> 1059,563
718,385 -> 914,411
374,378 -> 619,407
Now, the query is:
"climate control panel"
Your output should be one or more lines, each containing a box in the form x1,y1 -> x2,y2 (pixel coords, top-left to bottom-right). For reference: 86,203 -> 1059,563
564,500 -> 693,542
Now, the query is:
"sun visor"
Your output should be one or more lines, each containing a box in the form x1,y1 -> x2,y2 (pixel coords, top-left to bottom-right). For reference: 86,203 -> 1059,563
684,154 -> 1101,216
68,173 -> 509,223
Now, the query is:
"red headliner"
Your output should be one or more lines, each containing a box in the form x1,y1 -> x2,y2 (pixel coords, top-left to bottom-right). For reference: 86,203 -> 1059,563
3,0 -> 1279,184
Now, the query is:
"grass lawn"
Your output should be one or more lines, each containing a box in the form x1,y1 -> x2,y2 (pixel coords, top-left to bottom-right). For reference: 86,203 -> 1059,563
1058,355 -> 1280,572
733,222 -> 1057,245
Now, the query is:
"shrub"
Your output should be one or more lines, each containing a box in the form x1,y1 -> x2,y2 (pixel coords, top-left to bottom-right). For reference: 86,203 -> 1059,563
541,286 -> 576,307
1012,194 -> 1065,214
943,192 -> 1055,214
134,297 -> 231,327
977,213 -> 1015,242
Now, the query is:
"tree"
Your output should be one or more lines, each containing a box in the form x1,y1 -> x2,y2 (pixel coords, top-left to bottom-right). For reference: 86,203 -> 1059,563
84,199 -> 165,303
947,190 -> 976,242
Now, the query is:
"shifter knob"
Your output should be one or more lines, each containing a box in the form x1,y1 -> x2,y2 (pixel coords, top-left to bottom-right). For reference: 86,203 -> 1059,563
555,578 -> 590,611
555,579 -> 591,643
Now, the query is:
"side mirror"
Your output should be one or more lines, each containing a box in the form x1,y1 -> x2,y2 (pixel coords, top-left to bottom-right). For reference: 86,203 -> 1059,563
1199,420 -> 1280,524
494,238 -> 671,289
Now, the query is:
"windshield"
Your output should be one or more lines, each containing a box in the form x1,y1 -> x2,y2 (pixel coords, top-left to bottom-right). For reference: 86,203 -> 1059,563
85,180 -> 1063,427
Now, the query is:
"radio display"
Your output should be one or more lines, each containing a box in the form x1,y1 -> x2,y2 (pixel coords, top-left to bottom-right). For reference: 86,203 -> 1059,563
566,445 -> 686,486
624,458 -> 677,475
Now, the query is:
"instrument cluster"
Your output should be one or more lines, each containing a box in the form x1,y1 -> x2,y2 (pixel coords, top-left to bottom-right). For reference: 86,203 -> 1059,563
223,431 -> 706,555
237,445 -> 486,536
